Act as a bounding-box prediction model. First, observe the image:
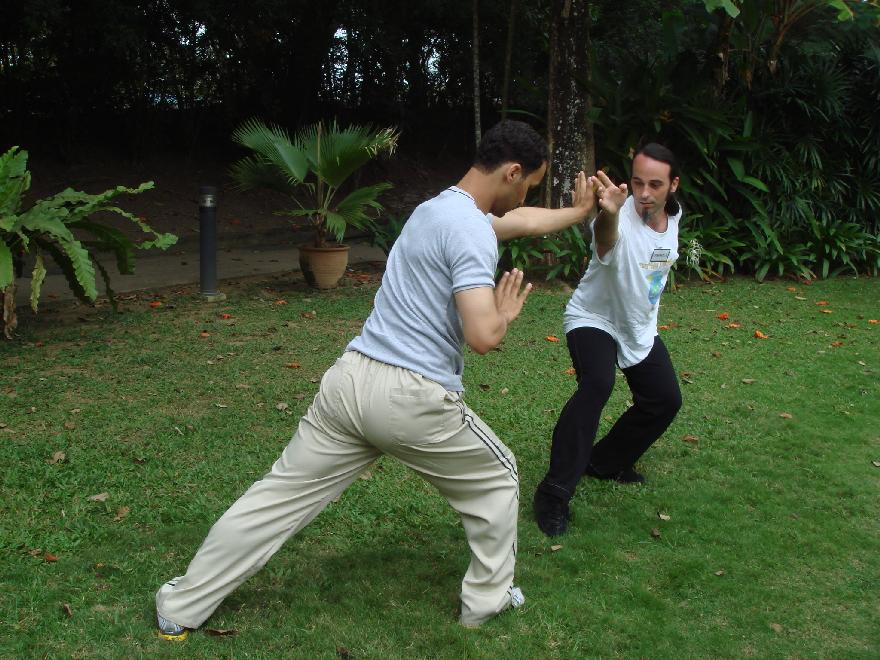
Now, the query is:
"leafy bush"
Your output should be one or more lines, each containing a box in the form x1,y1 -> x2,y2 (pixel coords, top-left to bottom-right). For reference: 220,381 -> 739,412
0,147 -> 177,337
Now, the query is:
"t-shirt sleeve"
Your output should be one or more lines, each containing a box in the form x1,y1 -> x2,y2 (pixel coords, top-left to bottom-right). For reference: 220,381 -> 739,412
447,222 -> 498,293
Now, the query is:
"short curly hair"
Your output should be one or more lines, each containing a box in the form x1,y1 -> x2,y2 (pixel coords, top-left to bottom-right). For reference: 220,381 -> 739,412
473,120 -> 548,176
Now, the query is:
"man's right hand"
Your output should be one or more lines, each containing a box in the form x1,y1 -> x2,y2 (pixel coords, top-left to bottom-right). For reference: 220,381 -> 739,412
494,268 -> 532,326
595,170 -> 628,216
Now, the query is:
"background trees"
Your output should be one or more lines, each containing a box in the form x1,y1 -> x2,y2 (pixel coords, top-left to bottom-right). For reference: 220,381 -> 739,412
2,0 -> 878,279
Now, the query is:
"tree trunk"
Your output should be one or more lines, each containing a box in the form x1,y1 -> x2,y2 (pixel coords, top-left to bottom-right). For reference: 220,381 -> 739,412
501,0 -> 519,120
472,0 -> 482,146
546,0 -> 594,208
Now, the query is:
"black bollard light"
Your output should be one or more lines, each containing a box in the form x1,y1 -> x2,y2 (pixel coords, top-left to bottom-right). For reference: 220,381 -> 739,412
198,185 -> 226,302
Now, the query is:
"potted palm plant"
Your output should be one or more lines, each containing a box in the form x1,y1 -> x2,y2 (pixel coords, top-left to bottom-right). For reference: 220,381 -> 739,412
230,119 -> 398,288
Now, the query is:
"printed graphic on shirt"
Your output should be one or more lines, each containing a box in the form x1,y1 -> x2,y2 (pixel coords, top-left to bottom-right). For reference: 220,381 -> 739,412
647,270 -> 666,305
650,247 -> 671,262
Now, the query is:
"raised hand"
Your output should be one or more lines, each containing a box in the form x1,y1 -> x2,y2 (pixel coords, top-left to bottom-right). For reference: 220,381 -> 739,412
594,170 -> 628,216
570,170 -> 598,219
494,268 -> 532,325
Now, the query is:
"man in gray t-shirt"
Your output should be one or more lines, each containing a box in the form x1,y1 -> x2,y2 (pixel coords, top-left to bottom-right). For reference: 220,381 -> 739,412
155,121 -> 597,638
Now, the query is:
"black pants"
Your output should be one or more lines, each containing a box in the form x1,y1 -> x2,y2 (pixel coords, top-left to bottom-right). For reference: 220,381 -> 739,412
538,327 -> 682,501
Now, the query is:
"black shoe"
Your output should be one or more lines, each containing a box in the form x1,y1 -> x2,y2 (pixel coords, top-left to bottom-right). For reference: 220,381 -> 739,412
584,463 -> 646,484
533,490 -> 570,537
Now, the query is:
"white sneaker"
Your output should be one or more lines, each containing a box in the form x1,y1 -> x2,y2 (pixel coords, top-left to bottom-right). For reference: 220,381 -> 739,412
157,612 -> 188,640
510,585 -> 525,609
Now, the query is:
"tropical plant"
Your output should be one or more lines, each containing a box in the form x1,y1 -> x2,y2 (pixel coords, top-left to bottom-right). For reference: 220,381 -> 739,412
230,120 -> 399,248
0,146 -> 177,338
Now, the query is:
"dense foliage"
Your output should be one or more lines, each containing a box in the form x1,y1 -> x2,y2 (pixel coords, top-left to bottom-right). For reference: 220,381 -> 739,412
0,147 -> 177,337
2,0 -> 878,281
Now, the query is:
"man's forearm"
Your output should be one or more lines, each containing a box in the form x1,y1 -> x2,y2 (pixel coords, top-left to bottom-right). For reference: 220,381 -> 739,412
493,205 -> 593,241
592,209 -> 620,248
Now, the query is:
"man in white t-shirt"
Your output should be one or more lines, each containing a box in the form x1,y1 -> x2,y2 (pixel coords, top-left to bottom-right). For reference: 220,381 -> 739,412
154,121 -> 599,638
534,143 -> 684,537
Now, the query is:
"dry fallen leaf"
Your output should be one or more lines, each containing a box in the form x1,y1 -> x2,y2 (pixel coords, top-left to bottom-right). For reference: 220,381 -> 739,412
683,434 -> 699,444
815,300 -> 830,306
711,351 -> 722,358
550,544 -> 563,551
754,330 -> 769,339
564,367 -> 577,375
274,300 -> 288,306
650,528 -> 662,539
717,312 -> 729,320
770,623 -> 783,634
786,286 -> 797,292
148,301 -> 163,308
359,471 -> 372,481
479,383 -> 491,391
64,421 -> 76,430
61,603 -> 73,618
830,341 -> 843,347
113,506 -> 130,522
545,335 -> 560,342
680,373 -> 694,384
871,460 -> 880,468
214,403 -> 228,408
205,628 -> 237,636
284,362 -> 301,369
869,319 -> 879,325
219,313 -> 233,319
725,322 -> 741,329
199,331 -> 211,338
658,512 -> 671,521
714,569 -> 725,577
819,309 -> 832,314
337,646 -> 352,659
47,451 -> 66,465
275,402 -> 290,411
88,492 -> 110,502
741,378 -> 756,384
500,387 -> 509,395
301,310 -> 317,319
779,412 -> 793,419
794,295 -> 806,300
43,552 -> 58,562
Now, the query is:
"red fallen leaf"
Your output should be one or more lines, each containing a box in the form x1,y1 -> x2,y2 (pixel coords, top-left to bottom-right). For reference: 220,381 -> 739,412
274,300 -> 288,305
819,309 -> 832,314
658,324 -> 672,330
44,552 -> 58,562
869,319 -> 879,325
830,341 -> 843,347
717,312 -> 729,320
149,301 -> 163,308
815,300 -> 830,306
754,330 -> 769,339
683,434 -> 699,444
545,335 -> 560,342
284,362 -> 301,369
564,367 -> 577,375
219,313 -> 233,320
725,322 -> 741,329
199,331 -> 211,338
229,218 -> 242,225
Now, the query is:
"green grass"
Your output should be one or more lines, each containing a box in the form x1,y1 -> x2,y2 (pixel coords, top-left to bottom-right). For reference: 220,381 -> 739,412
2,273 -> 878,657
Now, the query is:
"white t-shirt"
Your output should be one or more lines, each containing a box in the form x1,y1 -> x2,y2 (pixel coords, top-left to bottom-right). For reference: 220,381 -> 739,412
347,186 -> 497,392
564,195 -> 680,368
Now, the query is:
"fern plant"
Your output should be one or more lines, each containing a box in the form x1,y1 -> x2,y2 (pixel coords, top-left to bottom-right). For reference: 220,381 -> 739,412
0,146 -> 177,338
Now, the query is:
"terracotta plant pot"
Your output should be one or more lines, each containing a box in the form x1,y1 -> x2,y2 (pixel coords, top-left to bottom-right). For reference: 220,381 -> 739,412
298,244 -> 350,289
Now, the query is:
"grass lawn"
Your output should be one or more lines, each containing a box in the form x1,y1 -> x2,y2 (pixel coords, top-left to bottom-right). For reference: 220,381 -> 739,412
2,272 -> 878,657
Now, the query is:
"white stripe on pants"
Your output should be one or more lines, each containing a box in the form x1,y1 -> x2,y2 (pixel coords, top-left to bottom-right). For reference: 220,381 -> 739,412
156,351 -> 519,627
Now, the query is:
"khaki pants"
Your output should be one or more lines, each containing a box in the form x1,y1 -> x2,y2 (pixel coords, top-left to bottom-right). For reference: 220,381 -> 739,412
156,351 -> 520,627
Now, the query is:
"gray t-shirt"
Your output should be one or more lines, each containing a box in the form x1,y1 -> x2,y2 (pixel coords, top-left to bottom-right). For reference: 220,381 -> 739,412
346,186 -> 497,391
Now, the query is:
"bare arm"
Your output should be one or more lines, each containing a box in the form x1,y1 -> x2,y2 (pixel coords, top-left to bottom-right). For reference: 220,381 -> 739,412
492,171 -> 596,242
592,171 -> 628,260
454,269 -> 532,354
